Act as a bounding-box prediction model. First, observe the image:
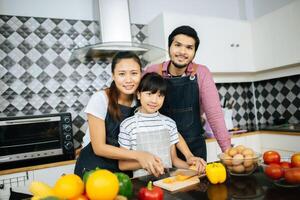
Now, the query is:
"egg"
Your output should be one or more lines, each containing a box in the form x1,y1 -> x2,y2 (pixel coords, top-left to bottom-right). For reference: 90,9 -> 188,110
224,148 -> 230,155
228,148 -> 238,157
243,155 -> 254,167
245,164 -> 255,172
232,154 -> 244,165
223,154 -> 233,166
242,148 -> 254,156
235,145 -> 246,154
233,164 -> 245,173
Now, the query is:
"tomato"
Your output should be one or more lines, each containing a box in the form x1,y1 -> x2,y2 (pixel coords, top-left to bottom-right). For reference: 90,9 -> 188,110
280,161 -> 292,169
284,168 -> 300,184
263,151 -> 281,164
264,163 -> 283,180
291,153 -> 300,168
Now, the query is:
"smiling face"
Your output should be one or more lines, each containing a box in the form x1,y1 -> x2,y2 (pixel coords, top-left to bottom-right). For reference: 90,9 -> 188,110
169,34 -> 196,69
137,91 -> 165,114
112,58 -> 142,97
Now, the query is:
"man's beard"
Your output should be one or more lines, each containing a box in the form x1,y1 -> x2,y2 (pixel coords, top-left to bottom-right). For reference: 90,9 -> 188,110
171,60 -> 188,69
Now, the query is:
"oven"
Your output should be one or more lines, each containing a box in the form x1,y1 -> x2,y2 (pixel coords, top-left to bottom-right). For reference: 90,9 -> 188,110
0,113 -> 75,170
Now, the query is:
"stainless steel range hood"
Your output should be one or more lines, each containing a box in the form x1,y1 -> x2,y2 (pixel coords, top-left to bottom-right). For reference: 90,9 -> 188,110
70,0 -> 166,63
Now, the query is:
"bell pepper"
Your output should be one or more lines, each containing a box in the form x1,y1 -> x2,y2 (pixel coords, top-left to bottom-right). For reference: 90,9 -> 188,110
138,181 -> 163,200
114,172 -> 133,198
206,163 -> 227,184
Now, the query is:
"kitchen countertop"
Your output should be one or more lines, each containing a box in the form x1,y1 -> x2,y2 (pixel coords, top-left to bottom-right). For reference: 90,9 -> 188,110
130,167 -> 300,200
1,130 -> 300,176
259,123 -> 300,132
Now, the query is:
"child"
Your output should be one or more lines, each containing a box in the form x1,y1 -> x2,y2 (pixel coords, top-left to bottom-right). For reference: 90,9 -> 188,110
118,72 -> 205,177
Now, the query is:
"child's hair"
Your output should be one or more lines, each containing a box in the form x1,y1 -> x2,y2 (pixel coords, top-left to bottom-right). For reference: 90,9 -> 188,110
106,51 -> 142,121
138,72 -> 167,96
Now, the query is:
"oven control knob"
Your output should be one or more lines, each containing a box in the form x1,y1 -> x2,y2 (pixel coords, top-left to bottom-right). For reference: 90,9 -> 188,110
65,134 -> 72,141
64,142 -> 73,150
64,117 -> 71,123
63,124 -> 72,132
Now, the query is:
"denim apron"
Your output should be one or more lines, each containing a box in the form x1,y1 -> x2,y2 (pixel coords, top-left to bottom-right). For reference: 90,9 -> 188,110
74,105 -> 134,178
159,63 -> 207,160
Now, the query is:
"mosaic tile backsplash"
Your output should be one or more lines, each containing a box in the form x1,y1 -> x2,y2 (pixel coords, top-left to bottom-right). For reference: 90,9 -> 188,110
254,75 -> 300,125
1,15 -> 299,147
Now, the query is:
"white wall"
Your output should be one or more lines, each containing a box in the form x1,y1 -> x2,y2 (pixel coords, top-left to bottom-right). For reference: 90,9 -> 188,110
129,0 -> 244,24
251,0 -> 296,19
0,0 -> 296,23
0,0 -> 95,20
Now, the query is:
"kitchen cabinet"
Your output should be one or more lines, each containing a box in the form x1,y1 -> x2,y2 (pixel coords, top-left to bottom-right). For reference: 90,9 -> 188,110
0,171 -> 34,200
252,0 -> 300,71
0,163 -> 75,199
260,133 -> 300,157
245,134 -> 261,154
33,164 -> 75,186
148,12 -> 255,72
206,141 -> 218,163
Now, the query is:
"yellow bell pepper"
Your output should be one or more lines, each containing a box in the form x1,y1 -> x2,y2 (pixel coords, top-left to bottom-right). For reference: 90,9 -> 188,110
206,163 -> 227,184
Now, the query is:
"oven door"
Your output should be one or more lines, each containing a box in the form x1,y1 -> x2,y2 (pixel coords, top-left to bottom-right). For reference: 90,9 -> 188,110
0,116 -> 64,168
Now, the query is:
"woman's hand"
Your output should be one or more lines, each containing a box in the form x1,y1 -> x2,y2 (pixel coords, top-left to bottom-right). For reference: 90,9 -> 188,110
136,151 -> 165,177
187,156 -> 207,174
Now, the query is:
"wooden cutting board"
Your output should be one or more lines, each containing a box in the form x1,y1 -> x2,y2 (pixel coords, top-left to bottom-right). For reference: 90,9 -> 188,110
153,176 -> 200,192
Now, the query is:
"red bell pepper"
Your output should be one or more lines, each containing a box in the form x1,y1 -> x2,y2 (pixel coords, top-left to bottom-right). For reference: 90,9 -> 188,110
138,181 -> 163,200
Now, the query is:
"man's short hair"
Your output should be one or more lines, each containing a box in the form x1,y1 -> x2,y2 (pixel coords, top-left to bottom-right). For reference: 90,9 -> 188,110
168,25 -> 200,51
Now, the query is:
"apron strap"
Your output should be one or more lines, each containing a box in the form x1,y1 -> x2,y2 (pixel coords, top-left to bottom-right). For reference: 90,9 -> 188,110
191,63 -> 199,77
157,62 -> 199,77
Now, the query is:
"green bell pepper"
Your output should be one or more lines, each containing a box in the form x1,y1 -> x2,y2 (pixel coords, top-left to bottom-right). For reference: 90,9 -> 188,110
114,172 -> 133,198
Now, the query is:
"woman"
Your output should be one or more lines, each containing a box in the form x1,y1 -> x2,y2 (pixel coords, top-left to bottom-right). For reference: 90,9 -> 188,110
74,51 -> 165,178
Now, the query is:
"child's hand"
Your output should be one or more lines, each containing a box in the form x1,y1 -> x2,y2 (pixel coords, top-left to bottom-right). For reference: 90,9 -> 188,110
137,151 -> 164,177
187,156 -> 206,174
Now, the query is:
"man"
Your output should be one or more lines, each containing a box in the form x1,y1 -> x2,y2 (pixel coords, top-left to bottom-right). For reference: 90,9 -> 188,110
144,25 -> 231,160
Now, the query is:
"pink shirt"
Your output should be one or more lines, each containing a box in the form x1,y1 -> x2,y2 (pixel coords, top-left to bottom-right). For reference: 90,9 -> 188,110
144,61 -> 231,152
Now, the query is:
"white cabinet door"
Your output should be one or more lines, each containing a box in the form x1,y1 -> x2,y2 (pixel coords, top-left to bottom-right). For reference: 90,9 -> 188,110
0,171 -> 34,200
260,134 -> 300,157
245,134 -> 262,154
231,136 -> 247,148
33,164 -> 75,187
252,1 -> 300,71
206,141 -> 218,163
197,18 -> 254,72
148,13 -> 254,72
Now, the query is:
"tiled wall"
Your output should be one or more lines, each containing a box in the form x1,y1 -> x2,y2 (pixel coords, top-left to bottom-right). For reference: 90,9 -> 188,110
0,15 -> 150,147
1,15 -> 299,146
254,75 -> 300,125
216,82 -> 256,127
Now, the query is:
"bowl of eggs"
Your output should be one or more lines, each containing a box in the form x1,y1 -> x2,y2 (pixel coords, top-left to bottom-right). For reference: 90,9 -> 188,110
218,145 -> 261,176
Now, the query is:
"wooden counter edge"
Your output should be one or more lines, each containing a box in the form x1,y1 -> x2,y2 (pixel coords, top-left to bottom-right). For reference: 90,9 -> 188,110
0,160 -> 76,176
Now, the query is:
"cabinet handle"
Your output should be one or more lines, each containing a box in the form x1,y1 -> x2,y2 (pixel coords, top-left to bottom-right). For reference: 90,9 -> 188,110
230,44 -> 234,47
236,44 -> 240,47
